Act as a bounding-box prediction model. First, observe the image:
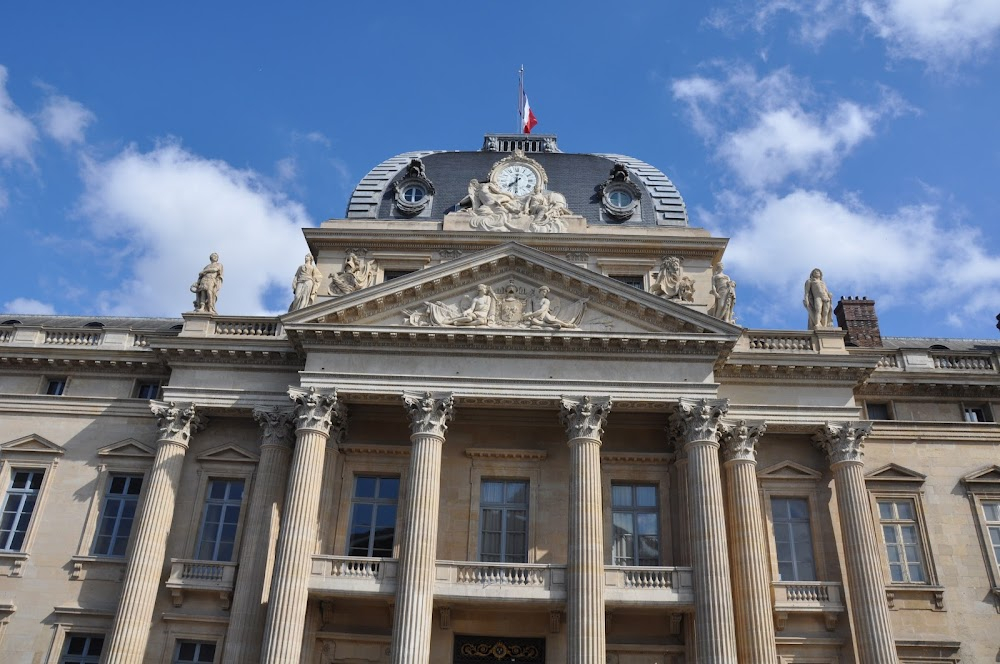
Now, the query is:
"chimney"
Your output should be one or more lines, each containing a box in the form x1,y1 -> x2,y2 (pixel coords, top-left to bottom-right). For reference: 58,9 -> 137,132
835,297 -> 882,347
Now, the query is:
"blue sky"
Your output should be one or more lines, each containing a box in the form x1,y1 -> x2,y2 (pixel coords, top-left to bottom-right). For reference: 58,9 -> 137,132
1,1 -> 998,339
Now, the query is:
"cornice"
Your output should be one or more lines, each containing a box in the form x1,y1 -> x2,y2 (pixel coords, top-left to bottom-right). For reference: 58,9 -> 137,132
600,451 -> 675,465
725,404 -> 863,433
465,448 -> 549,461
717,361 -> 875,386
857,380 -> 1000,398
865,420 -> 1000,443
0,353 -> 167,375
339,443 -> 411,457
0,395 -> 156,417
154,345 -> 304,368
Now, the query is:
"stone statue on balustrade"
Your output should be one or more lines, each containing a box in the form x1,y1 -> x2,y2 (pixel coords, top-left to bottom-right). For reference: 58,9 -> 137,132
288,254 -> 324,311
709,262 -> 736,323
191,253 -> 223,315
329,252 -> 377,296
650,256 -> 695,302
803,268 -> 833,329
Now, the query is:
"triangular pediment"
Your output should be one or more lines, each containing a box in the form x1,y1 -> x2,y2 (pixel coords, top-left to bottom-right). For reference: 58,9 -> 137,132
0,434 -> 65,456
962,465 -> 1000,487
98,438 -> 156,459
284,242 -> 741,338
196,444 -> 259,464
758,460 -> 822,481
865,463 -> 926,483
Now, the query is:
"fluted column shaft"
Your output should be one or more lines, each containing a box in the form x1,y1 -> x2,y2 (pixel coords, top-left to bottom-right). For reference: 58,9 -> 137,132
221,408 -> 294,664
721,421 -> 778,664
261,388 -> 344,664
816,422 -> 899,664
106,402 -> 205,664
673,398 -> 737,663
391,392 -> 454,664
561,396 -> 612,664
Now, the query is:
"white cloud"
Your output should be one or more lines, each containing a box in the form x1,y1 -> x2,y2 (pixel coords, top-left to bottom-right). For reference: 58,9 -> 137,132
0,65 -> 38,167
39,94 -> 95,146
719,189 -> 1000,329
3,297 -> 56,315
79,141 -> 312,317
276,156 -> 298,182
673,65 -> 901,189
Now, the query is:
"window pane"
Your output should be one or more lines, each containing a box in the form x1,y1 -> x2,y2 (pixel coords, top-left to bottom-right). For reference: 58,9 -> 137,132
611,484 -> 659,567
196,479 -> 244,561
878,501 -> 893,520
984,502 -> 1000,522
635,486 -> 657,507
895,500 -> 914,520
347,476 -> 399,557
479,479 -> 530,563
611,485 -> 632,508
770,497 -> 814,581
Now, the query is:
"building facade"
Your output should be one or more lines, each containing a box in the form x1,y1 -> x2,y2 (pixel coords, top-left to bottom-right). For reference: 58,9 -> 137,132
0,134 -> 998,663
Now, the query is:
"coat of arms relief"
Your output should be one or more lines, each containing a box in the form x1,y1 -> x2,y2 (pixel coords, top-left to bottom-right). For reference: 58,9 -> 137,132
403,281 -> 598,330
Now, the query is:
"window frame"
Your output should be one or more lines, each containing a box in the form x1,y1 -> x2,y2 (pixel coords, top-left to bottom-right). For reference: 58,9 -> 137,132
1,467 -> 46,553
465,450 -> 544,563
330,447 -> 410,557
42,376 -> 69,396
172,639 -> 218,664
0,436 -> 62,572
193,477 -> 247,562
769,495 -> 819,582
478,477 -> 530,564
179,467 -> 254,564
89,472 -> 144,558
609,482 -> 661,566
961,402 -> 994,423
346,474 -> 401,558
56,632 -> 105,664
133,379 -> 162,400
962,466 -> 1000,609
757,462 -> 829,584
874,496 -> 929,584
863,401 -> 894,421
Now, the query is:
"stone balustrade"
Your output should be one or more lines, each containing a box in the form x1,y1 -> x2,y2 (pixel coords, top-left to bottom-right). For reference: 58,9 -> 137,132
214,319 -> 283,337
772,581 -> 845,631
0,324 -> 157,350
310,555 -> 399,596
165,559 -> 237,608
435,561 -> 565,602
931,352 -> 995,371
747,332 -> 816,352
873,348 -> 998,374
604,566 -> 694,607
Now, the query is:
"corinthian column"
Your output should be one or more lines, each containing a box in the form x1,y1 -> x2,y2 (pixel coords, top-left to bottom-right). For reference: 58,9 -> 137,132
390,391 -> 454,664
261,388 -> 345,664
221,406 -> 295,664
560,396 -> 612,664
720,420 -> 777,664
815,423 -> 899,664
671,397 -> 737,663
105,402 -> 206,664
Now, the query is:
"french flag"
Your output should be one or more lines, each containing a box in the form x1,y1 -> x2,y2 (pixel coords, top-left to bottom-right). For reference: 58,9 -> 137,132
519,69 -> 538,134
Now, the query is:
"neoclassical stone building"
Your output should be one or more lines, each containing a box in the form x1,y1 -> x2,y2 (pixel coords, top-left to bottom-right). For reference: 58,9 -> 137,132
0,134 -> 998,664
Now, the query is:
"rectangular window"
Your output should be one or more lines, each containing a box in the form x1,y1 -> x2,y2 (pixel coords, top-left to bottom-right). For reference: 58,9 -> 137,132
771,497 -> 817,581
45,378 -> 67,395
59,634 -> 104,664
92,474 -> 143,556
1,469 -> 44,551
611,484 -> 659,566
984,501 -> 1000,571
878,498 -> 927,583
609,275 -> 645,289
174,640 -> 217,664
195,479 -> 244,561
963,404 -> 993,423
480,479 -> 528,563
865,402 -> 892,421
347,476 -> 399,557
383,269 -> 415,281
134,381 -> 160,400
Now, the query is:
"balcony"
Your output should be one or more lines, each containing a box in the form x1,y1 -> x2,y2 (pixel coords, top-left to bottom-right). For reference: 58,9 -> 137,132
309,557 -> 695,609
772,581 -> 845,631
165,559 -> 237,609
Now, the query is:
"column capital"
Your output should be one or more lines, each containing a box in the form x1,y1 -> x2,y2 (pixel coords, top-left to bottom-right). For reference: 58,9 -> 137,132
252,406 -> 296,448
402,391 -> 454,438
813,421 -> 872,467
559,395 -> 612,441
288,387 -> 346,442
150,400 -> 205,446
719,419 -> 767,463
671,397 -> 729,447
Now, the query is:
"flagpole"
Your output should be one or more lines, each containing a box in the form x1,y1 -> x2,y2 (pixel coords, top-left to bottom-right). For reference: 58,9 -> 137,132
518,65 -> 524,133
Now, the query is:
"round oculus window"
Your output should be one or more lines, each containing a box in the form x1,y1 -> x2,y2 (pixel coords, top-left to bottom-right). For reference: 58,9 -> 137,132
402,185 -> 426,203
608,190 -> 633,208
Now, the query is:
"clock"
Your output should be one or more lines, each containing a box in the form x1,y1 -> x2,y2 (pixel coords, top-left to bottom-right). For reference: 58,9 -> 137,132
496,164 -> 539,196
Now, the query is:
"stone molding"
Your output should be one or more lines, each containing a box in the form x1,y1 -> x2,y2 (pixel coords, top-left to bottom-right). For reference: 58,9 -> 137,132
288,387 -> 346,441
559,396 -> 612,441
465,448 -> 548,461
813,422 -> 872,466
719,420 -> 766,463
402,391 -> 454,438
252,406 -> 296,448
672,397 -> 729,446
150,400 -> 205,446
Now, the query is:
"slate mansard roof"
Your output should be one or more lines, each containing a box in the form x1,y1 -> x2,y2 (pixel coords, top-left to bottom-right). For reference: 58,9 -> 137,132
345,134 -> 689,227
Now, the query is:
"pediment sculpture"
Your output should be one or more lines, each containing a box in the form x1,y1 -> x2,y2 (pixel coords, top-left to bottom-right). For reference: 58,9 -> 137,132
649,256 -> 695,302
329,251 -> 378,296
403,283 -> 588,329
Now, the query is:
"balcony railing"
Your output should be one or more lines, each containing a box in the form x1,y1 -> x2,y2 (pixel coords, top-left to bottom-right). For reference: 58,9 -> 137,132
165,559 -> 237,608
747,332 -> 816,352
0,325 -> 156,350
604,566 -> 694,606
310,556 -> 398,596
435,561 -> 565,603
772,581 -> 845,631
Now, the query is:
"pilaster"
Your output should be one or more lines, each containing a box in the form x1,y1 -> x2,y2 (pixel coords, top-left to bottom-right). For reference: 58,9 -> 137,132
815,422 -> 900,664
670,397 -> 737,663
390,391 -> 454,664
105,402 -> 206,664
261,388 -> 345,664
720,420 -> 777,664
221,406 -> 295,664
561,396 -> 612,664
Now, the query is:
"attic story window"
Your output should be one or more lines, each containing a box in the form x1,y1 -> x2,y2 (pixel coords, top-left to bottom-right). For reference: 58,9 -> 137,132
610,275 -> 644,289
383,270 -> 415,282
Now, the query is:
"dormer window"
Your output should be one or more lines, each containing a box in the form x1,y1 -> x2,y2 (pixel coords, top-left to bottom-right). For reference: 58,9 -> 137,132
393,158 -> 434,216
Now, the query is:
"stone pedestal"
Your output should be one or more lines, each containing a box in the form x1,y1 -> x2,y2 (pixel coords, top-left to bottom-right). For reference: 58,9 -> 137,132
815,423 -> 900,664
390,392 -> 454,664
105,402 -> 205,664
221,407 -> 295,664
672,398 -> 737,663
721,420 -> 778,664
261,388 -> 345,664
561,396 -> 612,664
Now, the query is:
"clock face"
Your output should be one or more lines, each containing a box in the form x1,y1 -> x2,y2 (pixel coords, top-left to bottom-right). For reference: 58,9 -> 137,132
497,164 -> 538,196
